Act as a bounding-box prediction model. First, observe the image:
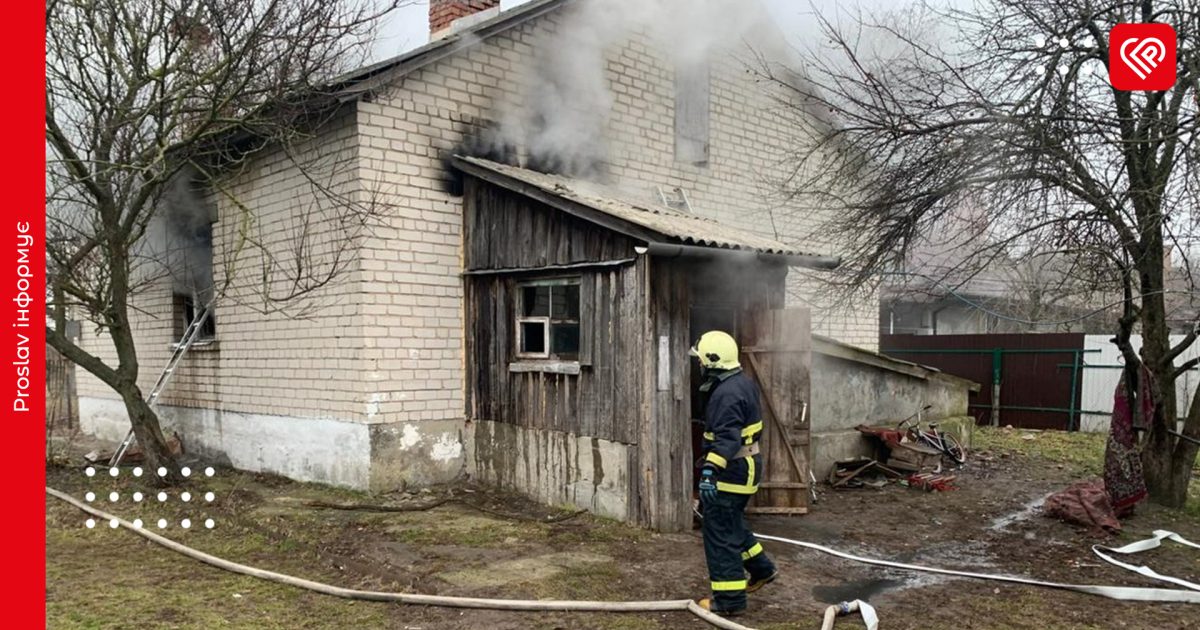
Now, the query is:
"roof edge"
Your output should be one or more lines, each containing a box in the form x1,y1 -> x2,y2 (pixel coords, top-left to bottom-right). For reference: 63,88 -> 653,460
814,334 -> 983,392
642,242 -> 840,270
452,156 -> 841,269
332,0 -> 573,101
452,154 -> 667,244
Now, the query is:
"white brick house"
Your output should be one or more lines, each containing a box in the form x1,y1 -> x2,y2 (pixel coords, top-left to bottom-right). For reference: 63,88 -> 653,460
78,0 -> 879,517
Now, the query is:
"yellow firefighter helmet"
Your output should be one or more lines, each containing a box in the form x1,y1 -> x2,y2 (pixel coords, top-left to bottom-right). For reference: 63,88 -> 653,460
690,330 -> 741,370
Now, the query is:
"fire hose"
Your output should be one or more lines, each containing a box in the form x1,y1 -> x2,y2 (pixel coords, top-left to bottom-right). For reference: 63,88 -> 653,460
48,486 -> 1200,630
47,487 -> 749,630
821,600 -> 878,630
755,532 -> 1200,604
1092,530 -> 1200,592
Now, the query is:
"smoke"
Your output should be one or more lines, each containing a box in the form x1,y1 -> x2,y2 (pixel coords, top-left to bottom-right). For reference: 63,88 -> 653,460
453,0 -> 776,180
143,167 -> 217,303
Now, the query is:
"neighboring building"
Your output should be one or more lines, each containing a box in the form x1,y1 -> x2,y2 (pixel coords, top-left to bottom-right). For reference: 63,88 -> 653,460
76,0 -> 900,529
882,253 -> 1119,336
884,247 -> 1197,337
1166,255 -> 1199,334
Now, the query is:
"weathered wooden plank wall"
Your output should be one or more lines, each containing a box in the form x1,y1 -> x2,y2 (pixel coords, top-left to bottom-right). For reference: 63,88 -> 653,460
463,176 -> 648,447
464,264 -> 646,446
464,178 -> 637,271
642,259 -> 695,531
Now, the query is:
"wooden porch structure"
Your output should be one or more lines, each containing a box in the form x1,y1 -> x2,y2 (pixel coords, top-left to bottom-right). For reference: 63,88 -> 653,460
457,156 -> 825,530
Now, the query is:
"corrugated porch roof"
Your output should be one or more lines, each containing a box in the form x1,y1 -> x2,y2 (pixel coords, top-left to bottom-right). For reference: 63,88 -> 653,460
453,156 -> 841,269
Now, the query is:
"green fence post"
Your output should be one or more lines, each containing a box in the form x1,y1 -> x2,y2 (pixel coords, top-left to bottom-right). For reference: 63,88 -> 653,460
1067,349 -> 1081,432
991,348 -> 1002,427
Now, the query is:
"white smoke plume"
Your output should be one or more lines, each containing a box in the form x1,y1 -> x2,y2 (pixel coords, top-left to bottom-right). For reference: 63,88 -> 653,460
467,0 -> 778,178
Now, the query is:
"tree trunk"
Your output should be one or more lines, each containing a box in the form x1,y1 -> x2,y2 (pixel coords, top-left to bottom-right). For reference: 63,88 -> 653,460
122,390 -> 180,484
108,327 -> 181,480
47,322 -> 182,482
1156,384 -> 1200,507
1143,366 -> 1178,504
104,238 -> 181,480
1135,251 -> 1183,505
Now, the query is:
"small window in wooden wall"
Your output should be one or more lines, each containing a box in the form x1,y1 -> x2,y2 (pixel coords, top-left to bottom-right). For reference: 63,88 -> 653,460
516,278 -> 581,360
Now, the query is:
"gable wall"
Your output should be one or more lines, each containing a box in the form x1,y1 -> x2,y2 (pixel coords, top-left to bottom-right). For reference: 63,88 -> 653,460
355,5 -> 878,429
75,2 -> 879,495
76,110 -> 374,462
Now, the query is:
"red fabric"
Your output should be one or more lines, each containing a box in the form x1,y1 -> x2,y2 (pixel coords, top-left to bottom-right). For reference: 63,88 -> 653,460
1105,368 -> 1149,516
1043,479 -> 1122,534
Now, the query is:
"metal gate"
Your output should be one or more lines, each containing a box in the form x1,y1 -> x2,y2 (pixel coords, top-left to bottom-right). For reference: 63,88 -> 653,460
881,333 -> 1086,430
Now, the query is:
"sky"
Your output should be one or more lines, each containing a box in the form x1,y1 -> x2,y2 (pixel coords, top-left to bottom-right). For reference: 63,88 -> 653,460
368,0 -> 917,63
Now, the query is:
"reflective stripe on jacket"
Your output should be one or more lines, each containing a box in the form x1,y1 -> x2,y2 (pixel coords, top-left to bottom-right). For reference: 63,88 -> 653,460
701,369 -> 764,494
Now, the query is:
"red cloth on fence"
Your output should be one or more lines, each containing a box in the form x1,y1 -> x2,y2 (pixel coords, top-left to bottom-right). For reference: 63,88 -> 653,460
1042,479 -> 1122,534
1105,367 -> 1149,516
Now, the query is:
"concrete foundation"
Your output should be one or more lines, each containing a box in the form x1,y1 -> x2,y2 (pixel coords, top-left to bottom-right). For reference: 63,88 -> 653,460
469,420 -> 631,521
369,419 -> 468,492
78,397 -> 468,491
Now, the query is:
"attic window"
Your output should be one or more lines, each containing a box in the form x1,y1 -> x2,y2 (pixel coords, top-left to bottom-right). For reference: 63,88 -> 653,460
675,61 -> 710,166
516,278 -> 581,360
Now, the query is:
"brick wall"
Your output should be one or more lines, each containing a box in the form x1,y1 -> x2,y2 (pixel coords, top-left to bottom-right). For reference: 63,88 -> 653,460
80,3 -> 879,442
77,110 -> 370,421
351,8 -> 879,428
430,0 -> 500,34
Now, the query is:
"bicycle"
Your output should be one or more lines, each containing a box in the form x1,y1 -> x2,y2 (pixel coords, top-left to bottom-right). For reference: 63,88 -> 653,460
897,405 -> 968,465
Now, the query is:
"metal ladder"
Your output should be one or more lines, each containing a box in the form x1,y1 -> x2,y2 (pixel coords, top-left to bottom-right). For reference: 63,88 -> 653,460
108,303 -> 212,467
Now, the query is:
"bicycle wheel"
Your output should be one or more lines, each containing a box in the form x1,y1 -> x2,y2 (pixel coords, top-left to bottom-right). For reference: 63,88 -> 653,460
942,432 -> 968,464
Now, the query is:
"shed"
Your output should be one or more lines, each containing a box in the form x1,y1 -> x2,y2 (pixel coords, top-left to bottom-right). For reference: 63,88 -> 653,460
455,157 -> 837,531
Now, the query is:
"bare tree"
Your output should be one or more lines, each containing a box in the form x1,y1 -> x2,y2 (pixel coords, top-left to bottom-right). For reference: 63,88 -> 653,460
45,0 -> 403,479
767,0 -> 1200,506
991,251 -> 1122,332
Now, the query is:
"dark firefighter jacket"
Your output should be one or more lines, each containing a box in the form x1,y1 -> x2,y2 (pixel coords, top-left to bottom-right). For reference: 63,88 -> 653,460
700,368 -> 764,494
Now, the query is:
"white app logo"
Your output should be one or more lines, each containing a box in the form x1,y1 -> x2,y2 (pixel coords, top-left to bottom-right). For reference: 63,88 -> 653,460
1120,37 -> 1168,80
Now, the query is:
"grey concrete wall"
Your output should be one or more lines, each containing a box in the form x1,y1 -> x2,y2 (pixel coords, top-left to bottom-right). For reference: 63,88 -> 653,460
808,343 -> 976,478
369,419 -> 468,491
812,354 -> 969,432
80,397 -> 468,491
80,396 -> 372,488
468,421 -> 631,522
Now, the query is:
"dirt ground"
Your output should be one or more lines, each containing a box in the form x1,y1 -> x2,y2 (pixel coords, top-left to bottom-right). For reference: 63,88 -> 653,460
46,428 -> 1199,629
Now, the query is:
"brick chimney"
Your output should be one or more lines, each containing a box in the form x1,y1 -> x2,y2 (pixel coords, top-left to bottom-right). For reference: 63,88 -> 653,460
430,0 -> 500,39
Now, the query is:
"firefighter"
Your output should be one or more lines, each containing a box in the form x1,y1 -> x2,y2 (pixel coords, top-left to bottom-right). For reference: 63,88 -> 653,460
691,330 -> 778,617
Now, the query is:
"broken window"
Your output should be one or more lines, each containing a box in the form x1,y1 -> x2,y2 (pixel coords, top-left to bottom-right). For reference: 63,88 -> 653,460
173,293 -> 216,345
675,61 -> 710,165
516,278 -> 581,360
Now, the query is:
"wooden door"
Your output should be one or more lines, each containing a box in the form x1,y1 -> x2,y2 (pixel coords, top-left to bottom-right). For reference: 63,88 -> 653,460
740,308 -> 812,514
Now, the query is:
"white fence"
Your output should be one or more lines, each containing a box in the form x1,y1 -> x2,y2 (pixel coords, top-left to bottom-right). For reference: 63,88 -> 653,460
1078,335 -> 1200,432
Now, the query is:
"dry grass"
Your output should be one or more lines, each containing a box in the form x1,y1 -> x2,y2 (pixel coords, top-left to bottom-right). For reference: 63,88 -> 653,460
44,464 -> 662,630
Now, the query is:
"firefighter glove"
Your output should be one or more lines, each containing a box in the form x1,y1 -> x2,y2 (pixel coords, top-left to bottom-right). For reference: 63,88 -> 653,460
698,466 -> 718,504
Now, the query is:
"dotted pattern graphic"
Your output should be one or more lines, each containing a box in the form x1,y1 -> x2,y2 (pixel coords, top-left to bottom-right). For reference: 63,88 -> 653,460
81,466 -> 218,531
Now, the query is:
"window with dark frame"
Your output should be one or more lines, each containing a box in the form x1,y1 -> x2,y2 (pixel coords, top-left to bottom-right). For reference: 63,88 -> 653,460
173,293 -> 216,344
516,278 -> 581,360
